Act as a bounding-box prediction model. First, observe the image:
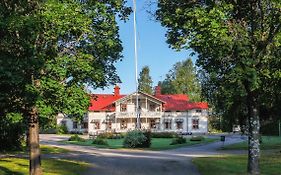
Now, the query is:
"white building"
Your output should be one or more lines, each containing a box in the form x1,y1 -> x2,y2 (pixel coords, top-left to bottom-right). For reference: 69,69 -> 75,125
57,86 -> 209,134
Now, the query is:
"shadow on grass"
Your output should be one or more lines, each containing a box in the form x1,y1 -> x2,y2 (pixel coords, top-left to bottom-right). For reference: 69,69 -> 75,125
0,166 -> 24,175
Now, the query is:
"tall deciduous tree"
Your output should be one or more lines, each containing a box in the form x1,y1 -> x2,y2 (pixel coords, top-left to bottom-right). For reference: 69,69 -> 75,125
159,58 -> 202,102
138,66 -> 153,94
156,0 -> 281,174
0,0 -> 130,174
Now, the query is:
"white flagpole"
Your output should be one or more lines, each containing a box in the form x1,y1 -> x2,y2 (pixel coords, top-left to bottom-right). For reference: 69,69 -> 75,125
133,0 -> 140,129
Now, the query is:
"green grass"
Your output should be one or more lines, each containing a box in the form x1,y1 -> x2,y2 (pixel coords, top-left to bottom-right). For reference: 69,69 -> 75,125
222,136 -> 281,150
193,153 -> 281,175
66,137 -> 218,150
0,145 -> 69,155
0,158 -> 89,175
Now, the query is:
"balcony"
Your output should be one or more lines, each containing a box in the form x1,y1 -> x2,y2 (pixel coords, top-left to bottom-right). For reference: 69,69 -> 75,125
116,112 -> 163,118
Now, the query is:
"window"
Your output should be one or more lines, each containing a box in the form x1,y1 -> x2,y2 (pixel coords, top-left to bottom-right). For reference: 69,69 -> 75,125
120,104 -> 127,112
196,109 -> 202,113
120,120 -> 127,129
61,120 -> 67,126
73,121 -> 78,129
150,120 -> 156,129
106,121 -> 112,130
82,122 -> 88,129
94,121 -> 100,129
164,119 -> 172,130
192,119 -> 199,129
176,121 -> 183,129
150,104 -> 156,111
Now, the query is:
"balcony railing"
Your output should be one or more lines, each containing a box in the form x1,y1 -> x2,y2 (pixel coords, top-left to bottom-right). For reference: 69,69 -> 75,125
116,112 -> 163,118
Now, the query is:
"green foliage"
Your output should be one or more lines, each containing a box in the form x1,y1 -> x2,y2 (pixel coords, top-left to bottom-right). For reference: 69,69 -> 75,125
151,132 -> 177,138
123,130 -> 151,148
97,132 -> 125,139
193,154 -> 281,175
92,137 -> 108,145
68,134 -> 85,142
159,58 -> 202,102
170,136 -> 186,145
57,125 -> 68,134
0,0 -> 131,134
156,1 -> 281,172
190,136 -> 205,141
0,158 -> 89,175
0,113 -> 25,151
138,66 -> 153,94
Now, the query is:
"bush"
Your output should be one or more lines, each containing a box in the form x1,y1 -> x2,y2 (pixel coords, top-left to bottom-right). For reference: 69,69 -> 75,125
0,113 -> 25,151
142,130 -> 152,148
98,132 -> 125,139
68,134 -> 85,142
69,130 -> 83,135
40,128 -> 57,134
92,137 -> 108,145
123,130 -> 151,148
190,136 -> 205,141
151,132 -> 177,138
170,136 -> 186,145
57,125 -> 68,134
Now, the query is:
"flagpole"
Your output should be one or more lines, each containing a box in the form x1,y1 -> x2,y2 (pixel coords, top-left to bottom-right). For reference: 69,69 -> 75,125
133,0 -> 140,129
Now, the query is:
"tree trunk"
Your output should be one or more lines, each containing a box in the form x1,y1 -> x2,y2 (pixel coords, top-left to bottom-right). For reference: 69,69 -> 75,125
247,93 -> 260,175
28,106 -> 42,175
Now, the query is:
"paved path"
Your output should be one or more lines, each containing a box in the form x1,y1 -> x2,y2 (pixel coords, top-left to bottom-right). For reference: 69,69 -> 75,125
40,134 -> 246,175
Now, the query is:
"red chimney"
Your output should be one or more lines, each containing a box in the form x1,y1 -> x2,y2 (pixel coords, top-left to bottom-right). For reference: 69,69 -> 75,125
114,85 -> 120,96
155,86 -> 161,96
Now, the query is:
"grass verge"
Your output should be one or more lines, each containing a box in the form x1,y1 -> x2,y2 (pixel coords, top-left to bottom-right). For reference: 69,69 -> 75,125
222,136 -> 281,150
193,152 -> 281,175
0,157 -> 89,175
0,145 -> 69,155
66,137 -> 218,150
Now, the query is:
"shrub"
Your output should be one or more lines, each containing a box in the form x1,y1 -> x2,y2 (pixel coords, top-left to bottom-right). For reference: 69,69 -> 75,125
40,128 -> 57,134
69,130 -> 83,135
98,132 -> 125,139
0,113 -> 25,151
123,130 -> 151,148
151,132 -> 177,138
68,134 -> 85,142
57,125 -> 68,134
97,132 -> 114,139
142,130 -> 152,148
92,137 -> 108,145
170,136 -> 186,145
190,136 -> 205,141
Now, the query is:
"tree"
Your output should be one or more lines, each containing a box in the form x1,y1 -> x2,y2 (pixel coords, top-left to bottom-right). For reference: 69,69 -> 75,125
138,66 -> 153,94
159,58 -> 202,102
156,1 -> 281,174
0,0 -> 130,174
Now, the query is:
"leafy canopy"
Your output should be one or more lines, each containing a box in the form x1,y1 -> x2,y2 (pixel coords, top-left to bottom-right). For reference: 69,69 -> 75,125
138,66 -> 153,94
0,0 -> 131,120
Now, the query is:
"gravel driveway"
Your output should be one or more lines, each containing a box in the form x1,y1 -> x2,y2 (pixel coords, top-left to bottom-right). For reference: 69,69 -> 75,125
40,134 -> 246,175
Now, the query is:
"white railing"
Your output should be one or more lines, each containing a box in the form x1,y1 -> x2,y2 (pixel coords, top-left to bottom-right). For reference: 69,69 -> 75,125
116,112 -> 163,118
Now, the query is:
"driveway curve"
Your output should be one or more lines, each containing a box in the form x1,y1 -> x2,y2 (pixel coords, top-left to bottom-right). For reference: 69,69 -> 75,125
40,134 -> 246,175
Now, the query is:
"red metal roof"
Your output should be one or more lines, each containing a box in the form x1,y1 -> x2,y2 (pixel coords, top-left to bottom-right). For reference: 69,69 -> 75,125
89,93 -> 208,112
155,94 -> 208,111
88,94 -> 125,112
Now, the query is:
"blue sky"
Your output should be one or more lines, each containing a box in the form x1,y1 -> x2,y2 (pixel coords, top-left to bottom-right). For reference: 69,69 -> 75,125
94,1 -> 195,94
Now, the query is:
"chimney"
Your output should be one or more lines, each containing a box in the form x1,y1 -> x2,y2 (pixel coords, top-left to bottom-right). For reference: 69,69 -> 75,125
154,86 -> 161,96
114,85 -> 120,96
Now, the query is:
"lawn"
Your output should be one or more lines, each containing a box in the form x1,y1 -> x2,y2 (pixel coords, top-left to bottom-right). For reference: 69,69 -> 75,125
0,158 -> 89,175
0,145 -> 69,155
222,136 -> 281,150
193,152 -> 281,175
66,137 -> 218,150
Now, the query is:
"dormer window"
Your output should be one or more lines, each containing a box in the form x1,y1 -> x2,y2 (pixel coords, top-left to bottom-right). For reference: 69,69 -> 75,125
120,104 -> 127,112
